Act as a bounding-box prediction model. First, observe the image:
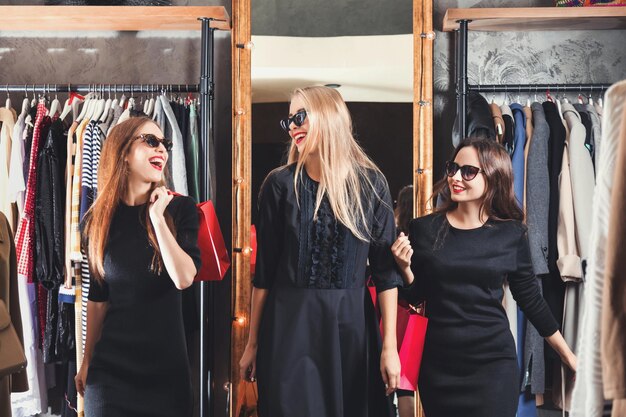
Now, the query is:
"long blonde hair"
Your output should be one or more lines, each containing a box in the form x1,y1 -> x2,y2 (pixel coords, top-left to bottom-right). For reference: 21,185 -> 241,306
287,86 -> 385,241
82,117 -> 176,281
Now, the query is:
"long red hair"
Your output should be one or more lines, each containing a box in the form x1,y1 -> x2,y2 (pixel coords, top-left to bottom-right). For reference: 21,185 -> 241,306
82,116 -> 175,281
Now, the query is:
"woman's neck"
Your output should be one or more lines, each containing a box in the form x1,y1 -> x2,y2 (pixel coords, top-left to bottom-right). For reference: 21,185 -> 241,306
304,154 -> 321,182
123,178 -> 152,206
448,201 -> 487,229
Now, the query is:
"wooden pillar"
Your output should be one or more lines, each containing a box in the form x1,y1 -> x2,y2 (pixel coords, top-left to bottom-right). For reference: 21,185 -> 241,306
414,0 -> 434,218
414,0 -> 433,415
231,0 -> 252,413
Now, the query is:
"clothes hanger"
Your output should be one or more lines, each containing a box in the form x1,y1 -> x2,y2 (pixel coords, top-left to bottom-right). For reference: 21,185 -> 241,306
49,85 -> 61,117
99,84 -> 113,123
146,85 -> 155,117
577,85 -> 584,105
143,85 -> 150,115
91,85 -> 106,122
5,85 -> 11,110
76,86 -> 95,122
588,86 -> 594,106
20,86 -> 30,118
546,88 -> 554,103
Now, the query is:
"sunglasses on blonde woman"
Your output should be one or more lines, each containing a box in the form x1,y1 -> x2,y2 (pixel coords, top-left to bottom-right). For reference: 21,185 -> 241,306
137,133 -> 173,152
445,161 -> 483,181
280,109 -> 307,133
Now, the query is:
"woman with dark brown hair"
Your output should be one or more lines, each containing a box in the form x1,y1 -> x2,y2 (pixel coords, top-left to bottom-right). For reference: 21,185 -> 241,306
74,117 -> 201,417
391,138 -> 576,417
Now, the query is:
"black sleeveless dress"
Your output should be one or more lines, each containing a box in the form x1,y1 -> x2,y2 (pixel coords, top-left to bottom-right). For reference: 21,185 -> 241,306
406,213 -> 559,417
84,196 -> 201,417
254,164 -> 402,417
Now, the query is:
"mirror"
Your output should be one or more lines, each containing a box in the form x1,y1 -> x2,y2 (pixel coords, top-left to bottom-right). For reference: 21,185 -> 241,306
231,0 -> 432,416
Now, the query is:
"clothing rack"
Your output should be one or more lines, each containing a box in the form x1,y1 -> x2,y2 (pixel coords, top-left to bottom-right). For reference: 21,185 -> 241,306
0,6 -> 229,416
469,84 -> 613,93
446,9 -> 626,136
2,84 -> 199,94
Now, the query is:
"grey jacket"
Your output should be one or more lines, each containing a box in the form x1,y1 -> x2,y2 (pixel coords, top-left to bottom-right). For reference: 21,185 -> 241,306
159,95 -> 188,195
521,102 -> 550,395
526,102 -> 550,276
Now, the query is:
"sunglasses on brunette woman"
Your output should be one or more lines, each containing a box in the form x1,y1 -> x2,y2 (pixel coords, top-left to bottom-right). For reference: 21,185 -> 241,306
137,133 -> 173,152
445,161 -> 483,181
280,110 -> 307,133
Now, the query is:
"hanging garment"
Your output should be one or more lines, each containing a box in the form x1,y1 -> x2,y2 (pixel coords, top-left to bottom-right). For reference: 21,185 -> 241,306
187,103 -> 200,202
526,103 -> 550,277
491,102 -> 505,143
523,106 -> 534,212
542,101 -> 567,329
602,102 -> 626,416
452,91 -> 496,147
10,271 -> 48,416
574,103 -> 594,159
557,104 -> 584,282
0,211 -> 29,416
551,103 -> 584,411
501,104 -> 515,155
570,80 -> 626,417
151,96 -> 174,190
15,102 -> 47,284
69,118 -> 90,262
509,103 -> 537,417
585,104 -> 603,172
522,104 -> 547,402
0,107 -> 16,230
159,95 -> 188,195
8,106 -> 28,219
34,118 -> 66,291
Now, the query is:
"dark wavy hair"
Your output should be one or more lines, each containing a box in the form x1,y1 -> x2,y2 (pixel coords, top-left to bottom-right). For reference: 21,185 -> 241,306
394,185 -> 413,235
433,137 -> 524,222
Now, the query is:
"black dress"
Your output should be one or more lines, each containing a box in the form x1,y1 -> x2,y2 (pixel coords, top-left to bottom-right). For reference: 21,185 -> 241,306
254,164 -> 402,417
406,214 -> 559,417
84,196 -> 201,417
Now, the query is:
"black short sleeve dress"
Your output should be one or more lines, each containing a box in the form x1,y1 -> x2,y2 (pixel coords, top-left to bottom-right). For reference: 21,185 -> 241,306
406,213 -> 559,417
254,164 -> 403,417
84,196 -> 201,417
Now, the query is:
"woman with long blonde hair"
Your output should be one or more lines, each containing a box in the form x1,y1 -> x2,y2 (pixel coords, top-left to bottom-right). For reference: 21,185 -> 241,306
239,86 -> 402,417
74,116 -> 201,417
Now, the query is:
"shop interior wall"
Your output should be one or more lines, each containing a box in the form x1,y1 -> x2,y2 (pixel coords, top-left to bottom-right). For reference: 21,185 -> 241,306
0,1 -> 233,416
251,102 -> 413,224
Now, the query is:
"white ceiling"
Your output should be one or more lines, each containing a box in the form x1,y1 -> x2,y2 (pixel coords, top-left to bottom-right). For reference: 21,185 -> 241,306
251,34 -> 414,103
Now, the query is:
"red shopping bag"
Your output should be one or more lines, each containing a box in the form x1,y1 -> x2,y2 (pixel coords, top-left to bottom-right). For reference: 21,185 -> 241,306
195,200 -> 231,281
368,285 -> 427,391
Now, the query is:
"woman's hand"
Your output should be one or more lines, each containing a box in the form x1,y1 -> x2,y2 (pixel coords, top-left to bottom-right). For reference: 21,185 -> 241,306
149,186 -> 174,225
75,361 -> 89,397
391,233 -> 414,285
391,233 -> 412,270
563,352 -> 578,373
380,346 -> 401,396
239,344 -> 258,382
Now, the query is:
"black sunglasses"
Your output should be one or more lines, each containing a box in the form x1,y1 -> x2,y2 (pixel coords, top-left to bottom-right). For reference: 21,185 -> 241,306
445,161 -> 483,181
280,110 -> 307,132
137,133 -> 173,152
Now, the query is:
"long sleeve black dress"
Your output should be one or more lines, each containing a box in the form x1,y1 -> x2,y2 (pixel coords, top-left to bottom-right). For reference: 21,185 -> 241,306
84,196 -> 201,417
406,213 -> 559,417
254,164 -> 403,417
